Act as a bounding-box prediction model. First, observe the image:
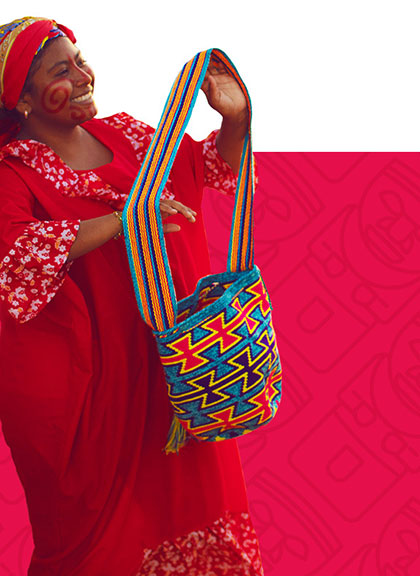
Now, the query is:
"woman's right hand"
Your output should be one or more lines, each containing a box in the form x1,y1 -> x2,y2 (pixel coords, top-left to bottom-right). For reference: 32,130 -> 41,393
159,199 -> 197,233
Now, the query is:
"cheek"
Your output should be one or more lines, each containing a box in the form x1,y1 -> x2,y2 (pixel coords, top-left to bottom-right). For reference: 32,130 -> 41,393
41,79 -> 72,114
69,102 -> 97,122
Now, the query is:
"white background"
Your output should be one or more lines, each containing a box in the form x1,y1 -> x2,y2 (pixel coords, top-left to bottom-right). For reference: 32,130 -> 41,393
2,1 -> 420,151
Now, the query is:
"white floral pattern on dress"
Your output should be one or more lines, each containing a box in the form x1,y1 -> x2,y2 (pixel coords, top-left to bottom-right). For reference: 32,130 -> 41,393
101,113 -> 240,200
0,113 -> 239,207
203,130 -> 239,196
0,220 -> 79,322
0,112 -> 240,323
0,139 -> 125,205
100,112 -> 154,157
100,112 -> 175,200
136,511 -> 264,576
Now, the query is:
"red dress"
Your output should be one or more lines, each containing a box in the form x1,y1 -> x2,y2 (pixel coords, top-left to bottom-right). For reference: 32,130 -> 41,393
0,113 -> 264,576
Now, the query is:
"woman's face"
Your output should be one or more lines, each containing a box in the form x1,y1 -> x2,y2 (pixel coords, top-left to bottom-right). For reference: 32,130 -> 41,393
22,36 -> 97,126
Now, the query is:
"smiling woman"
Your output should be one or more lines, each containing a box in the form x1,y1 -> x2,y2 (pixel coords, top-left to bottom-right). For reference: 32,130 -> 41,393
0,15 -> 264,576
19,41 -> 96,121
14,36 -> 116,173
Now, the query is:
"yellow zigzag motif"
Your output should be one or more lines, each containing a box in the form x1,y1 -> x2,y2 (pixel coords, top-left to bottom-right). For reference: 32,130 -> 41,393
168,329 -> 280,412
161,278 -> 271,374
184,365 -> 282,437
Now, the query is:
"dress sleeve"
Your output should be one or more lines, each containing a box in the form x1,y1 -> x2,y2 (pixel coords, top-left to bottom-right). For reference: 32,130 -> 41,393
202,129 -> 258,196
202,130 -> 238,196
0,165 -> 80,323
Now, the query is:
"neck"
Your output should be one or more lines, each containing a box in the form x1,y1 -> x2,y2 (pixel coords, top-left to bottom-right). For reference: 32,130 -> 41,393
16,115 -> 112,171
18,118 -> 87,151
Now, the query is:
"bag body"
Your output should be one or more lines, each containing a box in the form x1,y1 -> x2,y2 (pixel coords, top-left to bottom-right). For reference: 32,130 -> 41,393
155,266 -> 282,442
123,49 -> 282,452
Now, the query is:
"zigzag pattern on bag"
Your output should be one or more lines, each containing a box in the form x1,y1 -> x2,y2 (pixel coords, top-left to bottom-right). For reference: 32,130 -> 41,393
155,270 -> 282,441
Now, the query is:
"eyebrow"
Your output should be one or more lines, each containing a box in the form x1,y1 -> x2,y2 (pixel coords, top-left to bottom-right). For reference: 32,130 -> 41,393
47,50 -> 81,73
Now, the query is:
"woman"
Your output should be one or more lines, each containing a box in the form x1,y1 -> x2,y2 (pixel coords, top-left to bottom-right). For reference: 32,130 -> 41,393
0,17 -> 264,576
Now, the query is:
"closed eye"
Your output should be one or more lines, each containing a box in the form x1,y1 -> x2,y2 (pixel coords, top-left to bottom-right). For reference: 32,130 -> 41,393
55,67 -> 69,77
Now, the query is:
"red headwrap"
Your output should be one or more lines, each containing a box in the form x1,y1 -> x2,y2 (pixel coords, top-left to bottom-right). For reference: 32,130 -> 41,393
0,17 -> 76,145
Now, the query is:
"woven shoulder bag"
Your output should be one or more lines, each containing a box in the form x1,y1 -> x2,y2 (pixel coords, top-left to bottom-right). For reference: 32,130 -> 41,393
122,49 -> 282,454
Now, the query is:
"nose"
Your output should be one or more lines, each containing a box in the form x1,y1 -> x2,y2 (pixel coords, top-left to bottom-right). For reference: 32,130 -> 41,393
73,66 -> 93,86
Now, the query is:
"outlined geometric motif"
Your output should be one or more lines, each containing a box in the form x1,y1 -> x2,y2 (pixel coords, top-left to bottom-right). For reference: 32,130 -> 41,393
155,268 -> 282,441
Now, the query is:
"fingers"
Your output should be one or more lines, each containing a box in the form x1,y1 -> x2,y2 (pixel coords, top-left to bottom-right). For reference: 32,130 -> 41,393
163,223 -> 181,234
202,59 -> 229,93
159,202 -> 178,218
160,199 -> 197,222
208,56 -> 228,75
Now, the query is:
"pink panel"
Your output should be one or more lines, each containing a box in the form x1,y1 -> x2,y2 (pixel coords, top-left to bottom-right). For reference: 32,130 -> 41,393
1,152 -> 419,574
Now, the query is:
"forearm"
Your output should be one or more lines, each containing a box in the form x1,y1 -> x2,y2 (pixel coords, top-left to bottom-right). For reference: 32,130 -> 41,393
67,211 -> 122,261
215,111 -> 249,175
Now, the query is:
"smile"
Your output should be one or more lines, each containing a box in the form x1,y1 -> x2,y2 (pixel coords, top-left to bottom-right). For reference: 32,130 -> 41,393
71,91 -> 93,103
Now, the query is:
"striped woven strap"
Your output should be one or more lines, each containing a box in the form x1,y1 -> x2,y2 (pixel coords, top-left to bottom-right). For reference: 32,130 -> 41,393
122,48 -> 255,332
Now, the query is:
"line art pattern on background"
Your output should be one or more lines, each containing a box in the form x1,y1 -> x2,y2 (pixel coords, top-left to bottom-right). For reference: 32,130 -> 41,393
1,151 -> 420,575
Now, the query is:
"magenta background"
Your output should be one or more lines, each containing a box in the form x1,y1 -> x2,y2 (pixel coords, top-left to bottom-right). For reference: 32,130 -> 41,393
1,152 -> 420,574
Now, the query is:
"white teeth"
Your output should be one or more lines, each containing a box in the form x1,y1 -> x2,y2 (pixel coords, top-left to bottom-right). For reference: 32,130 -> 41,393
72,91 -> 93,103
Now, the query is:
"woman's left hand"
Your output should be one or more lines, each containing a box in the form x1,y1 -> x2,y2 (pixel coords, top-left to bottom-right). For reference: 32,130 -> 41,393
200,57 -> 248,122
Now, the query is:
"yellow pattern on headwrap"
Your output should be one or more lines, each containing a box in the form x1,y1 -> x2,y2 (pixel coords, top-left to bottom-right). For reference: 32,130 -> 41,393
0,16 -> 53,103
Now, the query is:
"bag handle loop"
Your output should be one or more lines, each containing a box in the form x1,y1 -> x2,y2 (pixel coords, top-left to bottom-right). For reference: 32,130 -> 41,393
122,48 -> 254,332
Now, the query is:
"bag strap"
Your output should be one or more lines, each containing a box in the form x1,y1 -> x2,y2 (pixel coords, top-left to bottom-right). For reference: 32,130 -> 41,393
122,48 -> 255,332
